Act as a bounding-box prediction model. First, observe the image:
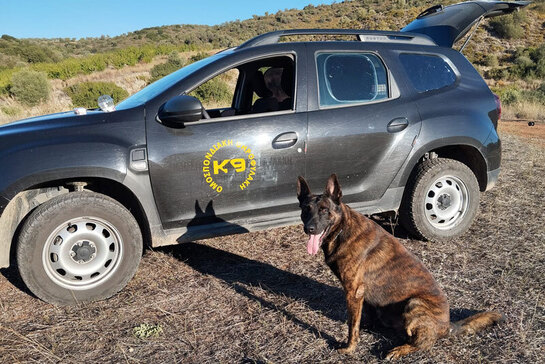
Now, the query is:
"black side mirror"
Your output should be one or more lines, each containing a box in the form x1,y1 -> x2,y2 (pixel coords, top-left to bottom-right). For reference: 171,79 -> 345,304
156,95 -> 203,128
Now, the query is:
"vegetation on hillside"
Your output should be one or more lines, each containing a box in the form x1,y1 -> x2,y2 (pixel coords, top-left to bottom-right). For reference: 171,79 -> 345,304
9,69 -> 50,106
65,81 -> 129,109
0,0 -> 544,122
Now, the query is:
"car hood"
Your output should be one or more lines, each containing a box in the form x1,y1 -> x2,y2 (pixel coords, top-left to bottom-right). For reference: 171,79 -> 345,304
0,109 -> 106,136
401,1 -> 530,48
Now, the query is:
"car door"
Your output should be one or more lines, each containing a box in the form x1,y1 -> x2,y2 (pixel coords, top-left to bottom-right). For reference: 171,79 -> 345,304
305,43 -> 421,206
145,48 -> 307,234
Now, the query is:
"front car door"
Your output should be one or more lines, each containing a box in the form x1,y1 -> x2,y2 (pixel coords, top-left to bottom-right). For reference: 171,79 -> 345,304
145,45 -> 307,239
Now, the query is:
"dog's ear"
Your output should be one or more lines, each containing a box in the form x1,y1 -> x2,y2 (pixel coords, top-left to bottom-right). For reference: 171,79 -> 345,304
325,174 -> 342,203
297,176 -> 311,201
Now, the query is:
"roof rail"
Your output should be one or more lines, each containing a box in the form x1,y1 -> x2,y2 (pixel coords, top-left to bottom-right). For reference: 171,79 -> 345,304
237,29 -> 436,49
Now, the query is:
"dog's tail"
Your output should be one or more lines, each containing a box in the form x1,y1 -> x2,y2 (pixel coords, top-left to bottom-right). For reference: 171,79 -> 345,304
450,311 -> 505,336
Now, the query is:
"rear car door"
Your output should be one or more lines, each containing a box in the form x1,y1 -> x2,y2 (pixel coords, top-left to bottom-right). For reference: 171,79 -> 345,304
305,43 -> 421,206
145,48 -> 307,236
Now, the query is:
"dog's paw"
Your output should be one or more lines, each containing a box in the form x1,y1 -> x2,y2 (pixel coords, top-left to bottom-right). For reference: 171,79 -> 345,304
337,344 -> 357,355
385,345 -> 416,360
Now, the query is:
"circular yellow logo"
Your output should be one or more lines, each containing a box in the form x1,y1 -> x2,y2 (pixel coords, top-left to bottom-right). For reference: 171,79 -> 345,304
202,140 -> 257,193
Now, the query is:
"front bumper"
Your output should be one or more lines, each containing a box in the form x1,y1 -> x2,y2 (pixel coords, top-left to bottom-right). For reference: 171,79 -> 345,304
486,167 -> 500,191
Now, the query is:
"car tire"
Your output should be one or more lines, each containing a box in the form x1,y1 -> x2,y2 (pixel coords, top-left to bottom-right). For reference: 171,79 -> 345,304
16,192 -> 142,305
400,158 -> 480,242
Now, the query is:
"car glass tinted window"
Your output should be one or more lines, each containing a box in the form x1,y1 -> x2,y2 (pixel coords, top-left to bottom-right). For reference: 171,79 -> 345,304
116,51 -> 230,109
189,68 -> 239,110
400,53 -> 456,93
187,55 -> 294,118
316,52 -> 388,107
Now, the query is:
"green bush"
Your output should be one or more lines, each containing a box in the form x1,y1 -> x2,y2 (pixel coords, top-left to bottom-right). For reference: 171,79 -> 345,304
149,52 -> 184,83
188,51 -> 210,64
489,12 -> 525,39
30,44 -> 195,81
9,69 -> 50,106
189,77 -> 231,106
65,81 -> 128,108
492,86 -> 522,105
0,68 -> 17,94
484,54 -> 499,67
0,105 -> 20,116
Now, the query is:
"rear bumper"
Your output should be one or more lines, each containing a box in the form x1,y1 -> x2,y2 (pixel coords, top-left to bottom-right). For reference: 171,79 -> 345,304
486,167 -> 500,191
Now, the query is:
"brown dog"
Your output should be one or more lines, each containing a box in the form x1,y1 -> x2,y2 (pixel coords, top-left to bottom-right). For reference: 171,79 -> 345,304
297,174 -> 503,359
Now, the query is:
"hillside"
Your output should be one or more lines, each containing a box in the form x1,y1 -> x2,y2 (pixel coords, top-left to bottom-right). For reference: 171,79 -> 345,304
1,0 -> 544,123
2,1 -> 543,57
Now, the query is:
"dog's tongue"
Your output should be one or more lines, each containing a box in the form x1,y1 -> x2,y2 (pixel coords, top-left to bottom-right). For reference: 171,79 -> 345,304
307,232 -> 324,255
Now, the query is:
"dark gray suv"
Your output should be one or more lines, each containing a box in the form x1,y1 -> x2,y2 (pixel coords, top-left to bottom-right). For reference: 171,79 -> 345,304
0,1 -> 527,304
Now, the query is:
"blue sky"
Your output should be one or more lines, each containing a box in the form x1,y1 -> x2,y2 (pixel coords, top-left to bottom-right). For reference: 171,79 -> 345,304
0,0 -> 337,39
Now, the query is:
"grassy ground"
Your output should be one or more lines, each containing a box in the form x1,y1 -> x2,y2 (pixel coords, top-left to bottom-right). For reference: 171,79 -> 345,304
0,122 -> 543,363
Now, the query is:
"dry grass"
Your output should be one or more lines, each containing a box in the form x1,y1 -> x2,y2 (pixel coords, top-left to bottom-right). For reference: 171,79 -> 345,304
0,125 -> 544,363
502,102 -> 545,122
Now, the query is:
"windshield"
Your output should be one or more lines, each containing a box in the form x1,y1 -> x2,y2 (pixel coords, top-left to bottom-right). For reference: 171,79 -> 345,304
116,51 -> 229,109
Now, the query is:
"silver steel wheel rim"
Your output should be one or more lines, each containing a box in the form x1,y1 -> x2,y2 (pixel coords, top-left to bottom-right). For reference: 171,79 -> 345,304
424,175 -> 469,230
42,217 -> 123,290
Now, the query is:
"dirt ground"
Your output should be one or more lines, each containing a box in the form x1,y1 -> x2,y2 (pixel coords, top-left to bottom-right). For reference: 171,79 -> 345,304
0,121 -> 543,363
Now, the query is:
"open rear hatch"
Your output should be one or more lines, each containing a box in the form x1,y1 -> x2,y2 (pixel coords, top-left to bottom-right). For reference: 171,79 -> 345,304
401,1 -> 530,48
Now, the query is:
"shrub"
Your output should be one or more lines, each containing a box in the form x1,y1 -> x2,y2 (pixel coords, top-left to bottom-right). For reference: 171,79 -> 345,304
489,12 -> 525,39
0,105 -> 20,116
188,51 -> 210,64
0,68 -> 17,94
485,67 -> 510,80
9,69 -> 50,106
492,86 -> 522,105
65,81 -> 128,108
189,77 -> 232,106
484,54 -> 499,67
149,52 -> 184,83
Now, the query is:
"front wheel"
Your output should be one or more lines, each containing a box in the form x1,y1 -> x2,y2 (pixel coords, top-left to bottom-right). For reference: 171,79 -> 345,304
400,158 -> 480,242
17,192 -> 142,305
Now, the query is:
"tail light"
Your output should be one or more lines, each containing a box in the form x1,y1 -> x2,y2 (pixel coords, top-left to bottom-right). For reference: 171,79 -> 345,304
493,93 -> 501,125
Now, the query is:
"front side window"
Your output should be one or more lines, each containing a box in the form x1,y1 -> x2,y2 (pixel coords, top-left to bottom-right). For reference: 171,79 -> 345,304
188,55 -> 295,118
399,53 -> 457,93
189,68 -> 239,110
316,52 -> 388,107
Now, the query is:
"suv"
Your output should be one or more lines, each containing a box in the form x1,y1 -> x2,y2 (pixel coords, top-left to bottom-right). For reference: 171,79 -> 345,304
0,1 -> 527,305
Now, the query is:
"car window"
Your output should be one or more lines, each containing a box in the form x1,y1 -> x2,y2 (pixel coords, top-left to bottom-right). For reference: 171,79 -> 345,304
316,52 -> 388,107
188,55 -> 295,118
399,53 -> 457,93
189,69 -> 239,110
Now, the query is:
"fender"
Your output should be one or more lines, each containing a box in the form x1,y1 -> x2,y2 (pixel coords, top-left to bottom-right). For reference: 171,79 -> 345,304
390,134 -> 490,192
0,106 -> 151,268
0,187 -> 68,268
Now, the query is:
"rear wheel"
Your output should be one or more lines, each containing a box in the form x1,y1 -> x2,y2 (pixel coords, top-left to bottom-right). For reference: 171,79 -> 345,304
400,158 -> 480,242
17,192 -> 142,305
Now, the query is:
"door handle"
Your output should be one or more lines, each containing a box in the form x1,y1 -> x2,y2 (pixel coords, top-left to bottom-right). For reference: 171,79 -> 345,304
272,132 -> 298,149
387,117 -> 409,133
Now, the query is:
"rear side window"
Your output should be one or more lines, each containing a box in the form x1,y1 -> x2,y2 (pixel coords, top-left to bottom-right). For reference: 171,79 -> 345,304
316,52 -> 388,107
400,53 -> 457,93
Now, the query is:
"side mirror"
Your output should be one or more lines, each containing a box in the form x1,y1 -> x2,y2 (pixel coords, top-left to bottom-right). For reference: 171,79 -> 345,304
156,95 -> 204,128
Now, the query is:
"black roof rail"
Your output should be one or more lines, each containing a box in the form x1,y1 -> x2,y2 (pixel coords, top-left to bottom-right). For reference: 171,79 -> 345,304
237,29 -> 436,49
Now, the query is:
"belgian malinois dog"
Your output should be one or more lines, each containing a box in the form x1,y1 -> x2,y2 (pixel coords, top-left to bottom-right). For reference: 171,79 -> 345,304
296,174 -> 503,360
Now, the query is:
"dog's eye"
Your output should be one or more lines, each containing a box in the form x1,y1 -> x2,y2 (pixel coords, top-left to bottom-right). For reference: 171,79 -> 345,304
320,208 -> 329,214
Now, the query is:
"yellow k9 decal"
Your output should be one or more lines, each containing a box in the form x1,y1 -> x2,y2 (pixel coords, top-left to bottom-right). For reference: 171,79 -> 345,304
213,158 -> 246,174
201,139 -> 257,193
